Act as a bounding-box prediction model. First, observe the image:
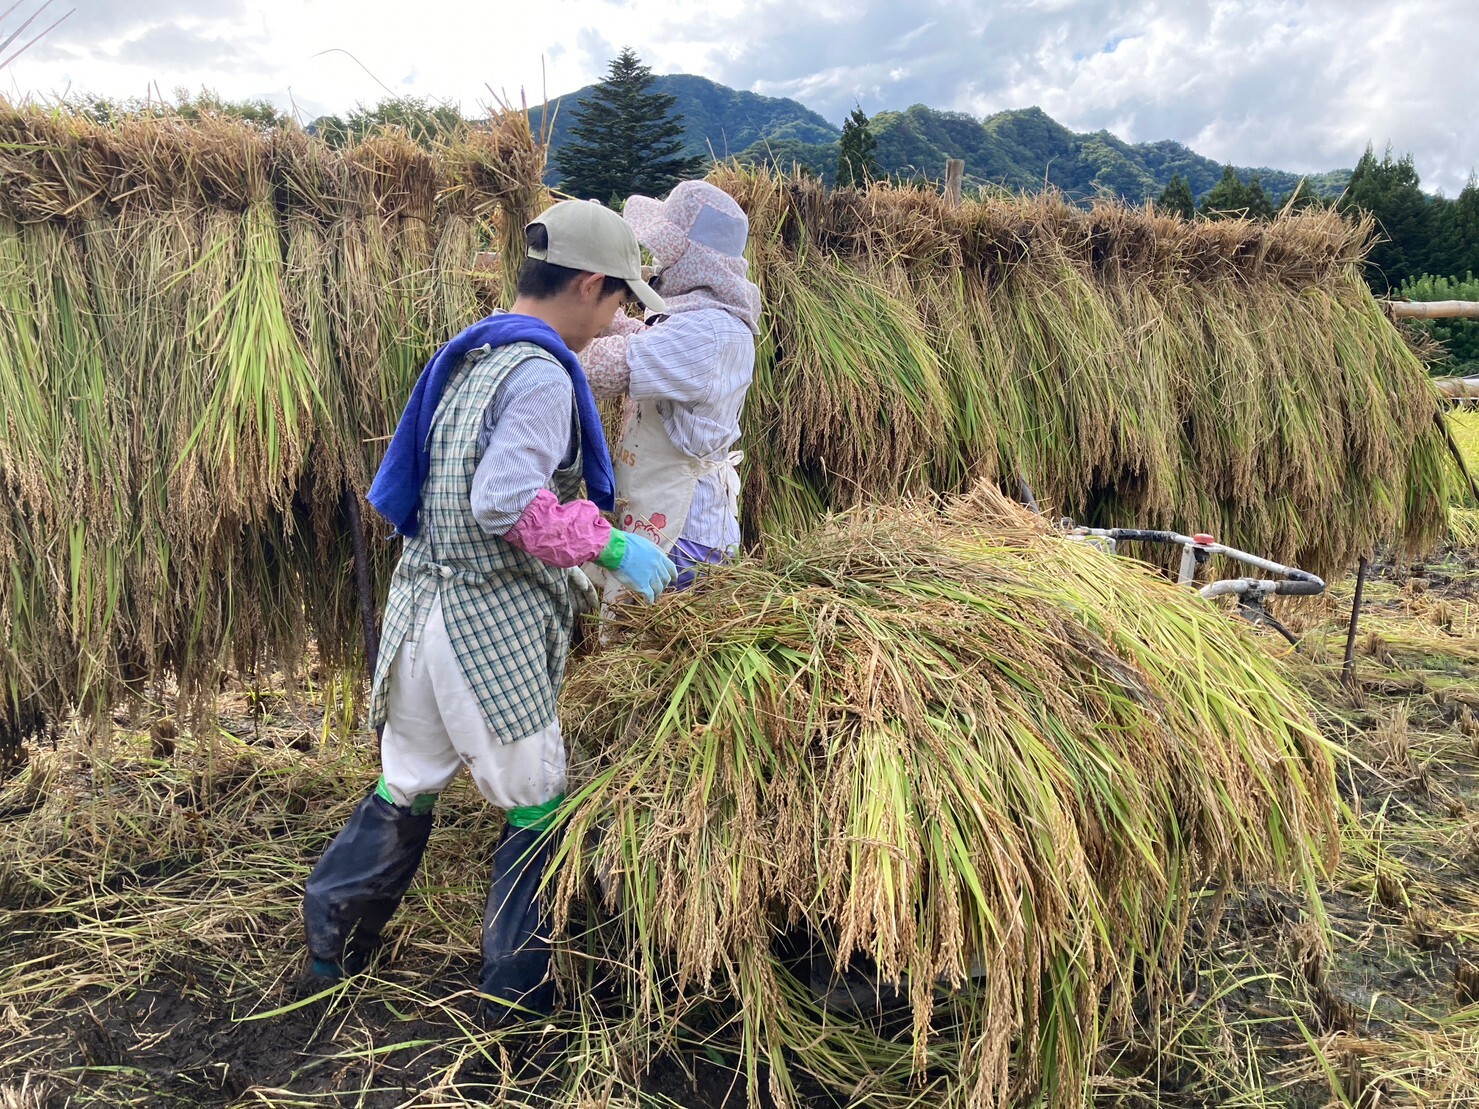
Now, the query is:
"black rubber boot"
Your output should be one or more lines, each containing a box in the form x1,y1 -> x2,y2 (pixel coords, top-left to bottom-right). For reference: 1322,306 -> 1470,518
480,822 -> 558,1026
302,787 -> 433,975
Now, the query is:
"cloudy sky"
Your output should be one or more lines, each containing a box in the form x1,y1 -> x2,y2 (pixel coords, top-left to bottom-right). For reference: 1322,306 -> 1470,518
5,0 -> 1475,193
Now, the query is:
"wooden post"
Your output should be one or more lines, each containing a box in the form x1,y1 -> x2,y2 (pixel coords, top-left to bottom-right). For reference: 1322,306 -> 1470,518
944,159 -> 964,207
1389,300 -> 1479,320
1341,556 -> 1370,691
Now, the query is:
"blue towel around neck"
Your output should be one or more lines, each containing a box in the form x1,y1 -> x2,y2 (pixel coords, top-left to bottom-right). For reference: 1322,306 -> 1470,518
367,313 -> 614,537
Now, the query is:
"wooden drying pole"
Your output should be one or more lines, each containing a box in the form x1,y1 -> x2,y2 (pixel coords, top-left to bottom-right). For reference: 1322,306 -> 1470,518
944,159 -> 964,207
1389,299 -> 1479,403
1341,556 -> 1370,692
1437,377 -> 1479,402
1388,299 -> 1479,405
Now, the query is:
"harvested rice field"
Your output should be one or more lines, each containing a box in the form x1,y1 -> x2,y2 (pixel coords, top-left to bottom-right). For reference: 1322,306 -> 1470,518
1,502 -> 1476,1108
1,104 -> 1476,1106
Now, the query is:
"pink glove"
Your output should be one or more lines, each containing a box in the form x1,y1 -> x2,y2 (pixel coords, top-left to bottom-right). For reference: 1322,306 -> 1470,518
503,489 -> 613,568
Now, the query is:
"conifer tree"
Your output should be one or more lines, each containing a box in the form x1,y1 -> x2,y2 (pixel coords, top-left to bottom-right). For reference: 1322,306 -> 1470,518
1157,173 -> 1196,218
1200,165 -> 1253,219
836,106 -> 879,188
555,48 -> 706,201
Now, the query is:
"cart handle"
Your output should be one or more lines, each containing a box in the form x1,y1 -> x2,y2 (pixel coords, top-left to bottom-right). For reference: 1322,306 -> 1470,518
1060,523 -> 1326,597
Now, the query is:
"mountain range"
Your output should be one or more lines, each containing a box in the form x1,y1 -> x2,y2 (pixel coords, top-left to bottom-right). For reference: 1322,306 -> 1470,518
531,74 -> 1351,203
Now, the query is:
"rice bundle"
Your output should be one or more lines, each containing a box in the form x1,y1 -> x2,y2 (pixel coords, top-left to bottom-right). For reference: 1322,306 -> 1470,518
742,244 -> 951,536
553,486 -> 1338,1107
0,218 -> 54,524
182,201 -> 322,522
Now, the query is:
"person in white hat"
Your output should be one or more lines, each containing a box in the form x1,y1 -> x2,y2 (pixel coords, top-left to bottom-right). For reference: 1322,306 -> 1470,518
582,180 -> 762,589
302,199 -> 674,1025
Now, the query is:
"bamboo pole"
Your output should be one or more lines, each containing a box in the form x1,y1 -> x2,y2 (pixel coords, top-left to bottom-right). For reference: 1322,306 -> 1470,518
1436,376 -> 1479,399
1390,300 -> 1479,320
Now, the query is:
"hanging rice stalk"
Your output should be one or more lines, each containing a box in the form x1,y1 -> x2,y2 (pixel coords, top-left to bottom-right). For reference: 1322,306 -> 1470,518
179,199 -> 323,525
785,254 -> 948,485
712,163 -> 1451,578
0,217 -> 54,525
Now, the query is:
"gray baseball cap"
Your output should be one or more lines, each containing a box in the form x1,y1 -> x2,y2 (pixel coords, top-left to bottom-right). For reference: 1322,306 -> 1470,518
526,199 -> 666,312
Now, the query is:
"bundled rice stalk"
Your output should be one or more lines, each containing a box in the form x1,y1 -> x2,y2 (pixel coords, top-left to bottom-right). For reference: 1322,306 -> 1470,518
553,485 -> 1338,1108
995,259 -> 1176,521
29,219 -> 133,728
275,129 -> 351,500
0,239 -> 98,738
282,206 -> 368,669
0,209 -> 128,745
331,136 -> 444,494
0,217 -> 56,525
272,132 -> 368,669
104,203 -> 226,695
741,242 -> 951,538
178,199 -> 323,524
23,220 -> 126,531
442,105 -> 555,300
162,207 -> 239,537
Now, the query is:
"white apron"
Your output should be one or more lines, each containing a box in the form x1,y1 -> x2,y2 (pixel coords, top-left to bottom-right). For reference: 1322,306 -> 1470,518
586,397 -> 741,607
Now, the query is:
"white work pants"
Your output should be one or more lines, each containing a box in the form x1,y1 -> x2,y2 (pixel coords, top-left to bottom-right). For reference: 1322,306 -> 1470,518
379,591 -> 566,811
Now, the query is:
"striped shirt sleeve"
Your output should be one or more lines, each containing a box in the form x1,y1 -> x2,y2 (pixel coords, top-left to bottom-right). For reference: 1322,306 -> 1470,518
470,357 -> 577,536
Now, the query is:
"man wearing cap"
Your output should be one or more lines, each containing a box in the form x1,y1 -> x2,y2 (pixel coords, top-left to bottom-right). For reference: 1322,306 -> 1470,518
301,200 -> 673,1024
582,180 -> 762,590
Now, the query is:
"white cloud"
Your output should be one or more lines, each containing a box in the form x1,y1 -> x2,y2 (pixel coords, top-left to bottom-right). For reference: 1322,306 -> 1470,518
2,0 -> 1474,190
981,0 -> 1476,188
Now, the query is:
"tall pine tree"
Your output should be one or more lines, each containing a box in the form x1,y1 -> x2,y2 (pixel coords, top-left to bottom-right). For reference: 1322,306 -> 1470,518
835,106 -> 878,189
554,49 -> 706,202
1157,173 -> 1196,219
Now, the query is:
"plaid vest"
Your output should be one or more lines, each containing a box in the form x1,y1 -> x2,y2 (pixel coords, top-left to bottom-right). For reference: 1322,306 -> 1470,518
368,341 -> 587,742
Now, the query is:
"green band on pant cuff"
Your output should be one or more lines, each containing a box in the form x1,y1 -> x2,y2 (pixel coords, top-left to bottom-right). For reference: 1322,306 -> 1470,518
375,776 -> 436,815
507,794 -> 565,829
